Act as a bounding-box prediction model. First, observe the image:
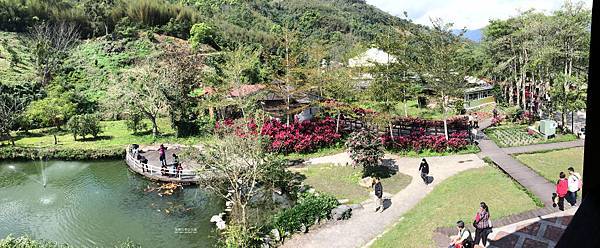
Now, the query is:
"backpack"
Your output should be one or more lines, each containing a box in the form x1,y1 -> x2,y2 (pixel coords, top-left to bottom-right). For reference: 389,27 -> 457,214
461,229 -> 474,248
574,174 -> 583,190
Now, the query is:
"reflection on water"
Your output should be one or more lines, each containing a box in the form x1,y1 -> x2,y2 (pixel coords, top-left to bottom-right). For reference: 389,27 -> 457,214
0,160 -> 221,247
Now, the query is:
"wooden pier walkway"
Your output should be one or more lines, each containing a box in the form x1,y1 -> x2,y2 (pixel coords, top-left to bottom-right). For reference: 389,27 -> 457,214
125,144 -> 200,184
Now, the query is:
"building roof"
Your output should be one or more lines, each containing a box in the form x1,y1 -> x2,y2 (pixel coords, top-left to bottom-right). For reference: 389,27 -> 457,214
464,76 -> 494,93
464,85 -> 494,93
348,48 -> 397,67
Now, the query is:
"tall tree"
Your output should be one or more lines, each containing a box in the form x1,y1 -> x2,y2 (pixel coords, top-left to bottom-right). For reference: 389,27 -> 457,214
107,62 -> 168,137
0,94 -> 27,146
411,18 -> 467,139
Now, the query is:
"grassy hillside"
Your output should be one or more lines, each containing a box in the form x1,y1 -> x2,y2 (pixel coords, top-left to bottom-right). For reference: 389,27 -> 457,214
0,31 -> 35,86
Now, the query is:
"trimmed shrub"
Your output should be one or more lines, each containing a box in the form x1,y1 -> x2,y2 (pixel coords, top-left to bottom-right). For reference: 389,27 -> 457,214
271,192 -> 338,236
0,146 -> 124,161
215,117 -> 342,154
261,117 -> 342,154
345,128 -> 384,176
67,114 -> 102,140
381,129 -> 470,153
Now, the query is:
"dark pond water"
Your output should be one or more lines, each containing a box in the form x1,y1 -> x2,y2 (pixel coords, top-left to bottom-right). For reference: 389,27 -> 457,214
0,160 -> 221,247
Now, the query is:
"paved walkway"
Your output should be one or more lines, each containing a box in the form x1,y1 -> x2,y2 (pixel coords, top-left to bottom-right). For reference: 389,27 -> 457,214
475,119 -> 583,207
282,153 -> 486,248
486,207 -> 576,247
501,140 -> 584,155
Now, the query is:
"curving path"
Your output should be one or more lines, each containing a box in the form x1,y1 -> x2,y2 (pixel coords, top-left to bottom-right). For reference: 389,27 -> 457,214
281,153 -> 486,248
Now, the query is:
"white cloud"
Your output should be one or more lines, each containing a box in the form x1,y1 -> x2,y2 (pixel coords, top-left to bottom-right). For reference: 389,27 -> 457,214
366,0 -> 593,29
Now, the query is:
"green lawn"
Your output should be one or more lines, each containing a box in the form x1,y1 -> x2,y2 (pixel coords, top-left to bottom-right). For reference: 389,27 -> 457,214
282,146 -> 346,161
292,163 -> 412,204
370,166 -> 539,248
515,147 -> 584,183
485,125 -> 578,147
9,118 -> 215,150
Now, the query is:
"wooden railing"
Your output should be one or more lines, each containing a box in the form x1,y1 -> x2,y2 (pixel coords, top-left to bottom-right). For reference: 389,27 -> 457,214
126,145 -> 198,180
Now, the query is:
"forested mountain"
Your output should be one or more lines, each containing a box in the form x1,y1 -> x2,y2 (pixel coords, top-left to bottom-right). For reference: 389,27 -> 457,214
0,0 -> 430,137
0,0 -> 416,60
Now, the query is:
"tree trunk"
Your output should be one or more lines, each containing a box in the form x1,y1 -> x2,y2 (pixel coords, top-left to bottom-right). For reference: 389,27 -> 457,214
336,113 -> 341,133
209,107 -> 215,120
403,99 -> 408,117
53,134 -> 57,145
570,111 -> 574,134
441,92 -> 449,140
149,116 -> 159,137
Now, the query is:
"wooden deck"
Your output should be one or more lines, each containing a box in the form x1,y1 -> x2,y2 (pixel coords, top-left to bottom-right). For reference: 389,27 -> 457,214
125,145 -> 200,184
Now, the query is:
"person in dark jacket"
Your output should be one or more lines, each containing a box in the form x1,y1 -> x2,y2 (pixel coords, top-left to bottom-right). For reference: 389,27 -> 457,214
373,177 -> 384,212
419,158 -> 430,184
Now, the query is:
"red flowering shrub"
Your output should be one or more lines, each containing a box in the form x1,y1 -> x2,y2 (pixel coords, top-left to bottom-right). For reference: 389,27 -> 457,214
346,129 -> 384,176
215,118 -> 258,138
491,115 -> 505,127
260,117 -> 342,154
381,130 -> 470,153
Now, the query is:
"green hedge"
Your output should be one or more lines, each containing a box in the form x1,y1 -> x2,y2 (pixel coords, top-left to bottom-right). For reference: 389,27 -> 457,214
0,235 -> 140,248
271,192 -> 339,236
0,146 -> 124,161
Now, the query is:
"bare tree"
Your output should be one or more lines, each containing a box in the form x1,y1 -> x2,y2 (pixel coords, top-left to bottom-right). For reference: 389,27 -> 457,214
29,22 -> 80,85
106,62 -> 168,137
189,132 -> 271,228
0,94 -> 27,146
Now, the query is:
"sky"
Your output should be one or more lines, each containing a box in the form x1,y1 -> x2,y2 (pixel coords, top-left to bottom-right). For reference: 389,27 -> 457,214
365,0 -> 594,30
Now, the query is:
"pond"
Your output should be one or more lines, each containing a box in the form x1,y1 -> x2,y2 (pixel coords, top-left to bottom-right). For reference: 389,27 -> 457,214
0,160 -> 221,247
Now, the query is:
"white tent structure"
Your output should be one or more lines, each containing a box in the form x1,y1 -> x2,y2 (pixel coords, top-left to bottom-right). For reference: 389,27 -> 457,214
348,48 -> 397,68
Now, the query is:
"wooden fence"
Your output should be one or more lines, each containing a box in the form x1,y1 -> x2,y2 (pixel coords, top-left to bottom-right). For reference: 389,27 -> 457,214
339,117 -> 469,137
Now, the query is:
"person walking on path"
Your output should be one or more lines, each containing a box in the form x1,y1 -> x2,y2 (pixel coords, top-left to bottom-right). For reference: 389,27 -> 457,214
555,172 -> 569,211
473,202 -> 492,247
159,144 -> 168,166
448,220 -> 474,248
470,126 -> 478,143
492,107 -> 498,119
373,177 -> 384,212
419,158 -> 430,184
567,167 -> 582,207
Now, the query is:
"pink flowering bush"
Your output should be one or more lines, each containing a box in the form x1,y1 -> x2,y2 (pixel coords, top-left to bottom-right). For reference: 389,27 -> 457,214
491,115 -> 505,127
214,118 -> 259,138
215,117 -> 342,154
260,117 -> 342,154
381,129 -> 470,153
345,129 -> 385,176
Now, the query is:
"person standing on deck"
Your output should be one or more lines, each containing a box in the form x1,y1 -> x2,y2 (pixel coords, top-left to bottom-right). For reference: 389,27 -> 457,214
159,144 -> 168,166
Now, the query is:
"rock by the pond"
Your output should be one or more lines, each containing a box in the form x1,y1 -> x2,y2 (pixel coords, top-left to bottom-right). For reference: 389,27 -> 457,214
210,213 -> 227,230
300,223 -> 308,233
349,204 -> 363,210
270,229 -> 281,241
331,205 -> 352,220
358,177 -> 373,188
